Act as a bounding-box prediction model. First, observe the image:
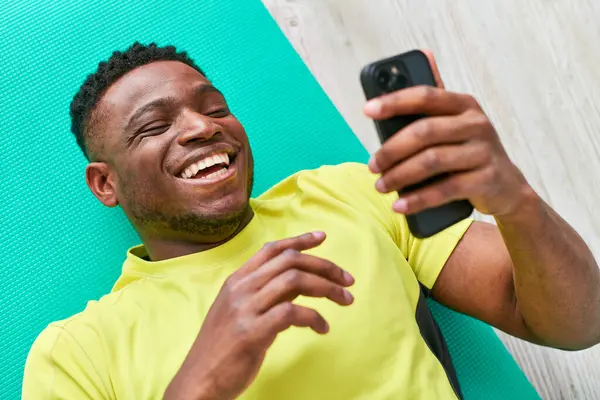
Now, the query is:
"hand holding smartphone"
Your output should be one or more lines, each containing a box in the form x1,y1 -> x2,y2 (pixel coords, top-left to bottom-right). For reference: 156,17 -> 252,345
360,50 -> 473,238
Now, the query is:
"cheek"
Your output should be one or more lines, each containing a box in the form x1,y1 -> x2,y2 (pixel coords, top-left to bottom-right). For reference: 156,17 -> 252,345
137,139 -> 171,177
225,117 -> 249,143
117,148 -> 169,196
116,164 -> 176,215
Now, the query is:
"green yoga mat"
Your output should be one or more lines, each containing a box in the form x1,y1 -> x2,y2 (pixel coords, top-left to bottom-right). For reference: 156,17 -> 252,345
0,1 -> 539,398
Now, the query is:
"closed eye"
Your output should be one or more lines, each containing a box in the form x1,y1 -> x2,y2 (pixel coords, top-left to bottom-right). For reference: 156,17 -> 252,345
140,124 -> 171,136
126,124 -> 171,145
207,108 -> 230,118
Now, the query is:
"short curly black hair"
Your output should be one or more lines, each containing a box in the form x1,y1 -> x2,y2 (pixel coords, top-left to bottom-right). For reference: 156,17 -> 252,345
70,41 -> 206,160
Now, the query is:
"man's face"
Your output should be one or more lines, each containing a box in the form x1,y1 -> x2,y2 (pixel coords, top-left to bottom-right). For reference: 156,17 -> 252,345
89,61 -> 253,240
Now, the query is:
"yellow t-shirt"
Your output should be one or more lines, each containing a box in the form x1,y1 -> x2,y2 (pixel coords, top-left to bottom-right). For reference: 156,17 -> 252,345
23,162 -> 473,400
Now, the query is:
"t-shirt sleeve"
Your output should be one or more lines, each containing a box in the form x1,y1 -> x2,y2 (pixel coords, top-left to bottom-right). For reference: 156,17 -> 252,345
334,162 -> 474,289
22,324 -> 112,400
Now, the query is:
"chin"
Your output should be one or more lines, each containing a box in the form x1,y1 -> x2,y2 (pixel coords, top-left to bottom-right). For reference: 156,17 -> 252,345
200,192 -> 250,220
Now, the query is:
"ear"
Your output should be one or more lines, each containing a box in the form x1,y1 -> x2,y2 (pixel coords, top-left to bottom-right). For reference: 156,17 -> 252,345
421,49 -> 445,89
86,162 -> 119,207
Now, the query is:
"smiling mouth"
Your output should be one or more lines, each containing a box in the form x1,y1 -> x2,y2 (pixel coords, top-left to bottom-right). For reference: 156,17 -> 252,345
177,151 -> 238,183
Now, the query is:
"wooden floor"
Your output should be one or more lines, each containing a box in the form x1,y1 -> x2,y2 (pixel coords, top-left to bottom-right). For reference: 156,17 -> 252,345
263,1 -> 600,398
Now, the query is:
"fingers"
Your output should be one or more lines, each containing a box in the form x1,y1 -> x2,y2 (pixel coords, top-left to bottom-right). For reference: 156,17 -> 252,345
225,233 -> 355,340
262,302 -> 330,335
253,269 -> 354,313
364,86 -> 479,121
247,250 -> 354,290
392,168 -> 491,215
375,141 -> 492,194
370,114 -> 484,174
237,232 -> 326,276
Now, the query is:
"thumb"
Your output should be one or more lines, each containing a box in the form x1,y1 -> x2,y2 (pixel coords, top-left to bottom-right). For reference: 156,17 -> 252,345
421,49 -> 445,89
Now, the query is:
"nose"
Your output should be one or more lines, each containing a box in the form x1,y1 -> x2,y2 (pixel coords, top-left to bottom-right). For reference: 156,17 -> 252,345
176,108 -> 222,146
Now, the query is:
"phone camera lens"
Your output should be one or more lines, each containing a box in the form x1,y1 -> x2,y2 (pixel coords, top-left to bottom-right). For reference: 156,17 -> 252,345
376,69 -> 391,90
393,74 -> 409,90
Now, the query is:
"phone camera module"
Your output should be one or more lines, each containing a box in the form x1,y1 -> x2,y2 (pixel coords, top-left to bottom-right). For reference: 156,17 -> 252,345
376,65 -> 410,92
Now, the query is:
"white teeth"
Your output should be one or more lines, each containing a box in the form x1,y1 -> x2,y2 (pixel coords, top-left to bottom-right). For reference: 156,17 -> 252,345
179,152 -> 231,179
203,167 -> 228,180
190,163 -> 200,178
221,153 -> 230,165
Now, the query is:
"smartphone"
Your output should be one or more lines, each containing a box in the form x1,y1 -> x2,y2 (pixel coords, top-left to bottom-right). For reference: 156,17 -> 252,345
360,50 -> 473,238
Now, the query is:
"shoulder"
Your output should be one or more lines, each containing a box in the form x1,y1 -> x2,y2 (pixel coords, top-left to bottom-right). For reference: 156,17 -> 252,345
23,291 -> 129,398
297,162 -> 398,211
258,162 -> 388,203
254,162 -> 405,237
26,285 -> 140,366
297,162 -> 375,183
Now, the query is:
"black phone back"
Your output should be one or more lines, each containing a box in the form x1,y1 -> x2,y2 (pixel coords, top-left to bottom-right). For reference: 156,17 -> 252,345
360,50 -> 473,238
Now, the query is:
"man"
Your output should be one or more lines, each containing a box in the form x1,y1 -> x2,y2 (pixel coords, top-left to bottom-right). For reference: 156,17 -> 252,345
23,42 -> 600,399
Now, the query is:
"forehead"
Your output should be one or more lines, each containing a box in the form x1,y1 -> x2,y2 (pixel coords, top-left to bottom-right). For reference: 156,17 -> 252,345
97,61 -> 210,122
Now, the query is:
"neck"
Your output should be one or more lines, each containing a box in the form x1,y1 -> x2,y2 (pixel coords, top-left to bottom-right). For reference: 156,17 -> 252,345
139,206 -> 254,261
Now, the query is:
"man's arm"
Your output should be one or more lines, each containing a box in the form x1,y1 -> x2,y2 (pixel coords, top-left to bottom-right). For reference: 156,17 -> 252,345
434,207 -> 600,350
364,49 -> 600,350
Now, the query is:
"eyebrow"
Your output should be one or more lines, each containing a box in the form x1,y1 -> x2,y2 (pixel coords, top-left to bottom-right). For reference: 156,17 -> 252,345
124,84 -> 224,132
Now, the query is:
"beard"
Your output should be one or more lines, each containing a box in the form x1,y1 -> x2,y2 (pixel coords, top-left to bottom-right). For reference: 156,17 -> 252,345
130,201 -> 251,239
120,167 -> 255,241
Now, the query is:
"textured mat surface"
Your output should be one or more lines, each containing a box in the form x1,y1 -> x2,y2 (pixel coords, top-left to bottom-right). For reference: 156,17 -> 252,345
0,0 -> 539,398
